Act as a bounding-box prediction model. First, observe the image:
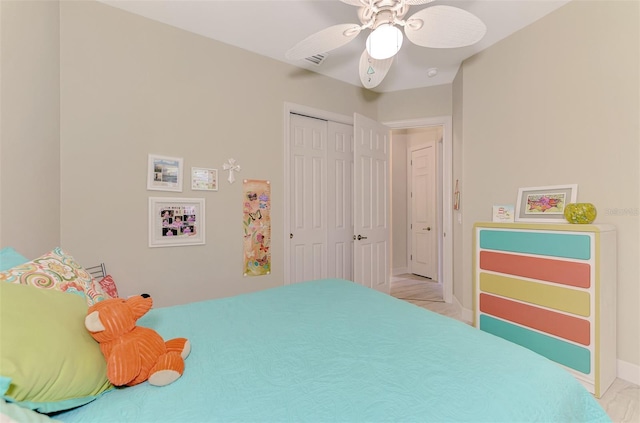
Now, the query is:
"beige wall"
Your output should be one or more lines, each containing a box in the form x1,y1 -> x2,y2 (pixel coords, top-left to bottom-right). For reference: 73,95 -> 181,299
378,84 -> 452,122
58,1 -> 377,307
391,131 -> 408,273
0,0 -> 60,258
460,0 -> 639,366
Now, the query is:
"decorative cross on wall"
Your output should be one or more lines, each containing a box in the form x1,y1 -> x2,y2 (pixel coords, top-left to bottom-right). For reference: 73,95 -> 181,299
223,158 -> 241,184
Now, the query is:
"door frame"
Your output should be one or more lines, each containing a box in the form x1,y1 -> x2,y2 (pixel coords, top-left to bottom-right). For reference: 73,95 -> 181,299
283,102 -> 353,285
384,116 -> 453,304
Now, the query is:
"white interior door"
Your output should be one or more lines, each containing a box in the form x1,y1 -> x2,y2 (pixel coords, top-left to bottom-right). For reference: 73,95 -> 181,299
327,121 -> 354,280
410,145 -> 436,279
289,114 -> 327,283
353,113 -> 390,293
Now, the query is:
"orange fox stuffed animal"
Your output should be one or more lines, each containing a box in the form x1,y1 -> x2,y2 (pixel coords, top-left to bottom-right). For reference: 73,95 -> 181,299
85,294 -> 190,387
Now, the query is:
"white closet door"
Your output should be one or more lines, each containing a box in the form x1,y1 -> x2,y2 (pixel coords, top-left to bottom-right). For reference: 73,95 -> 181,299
410,144 -> 437,279
327,121 -> 354,280
289,114 -> 327,283
353,113 -> 390,293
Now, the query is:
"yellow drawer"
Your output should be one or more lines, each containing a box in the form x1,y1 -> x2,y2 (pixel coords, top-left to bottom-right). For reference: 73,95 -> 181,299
479,272 -> 590,317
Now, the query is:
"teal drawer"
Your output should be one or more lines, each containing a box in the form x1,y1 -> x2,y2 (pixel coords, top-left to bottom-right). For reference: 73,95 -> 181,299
479,229 -> 591,260
480,315 -> 591,374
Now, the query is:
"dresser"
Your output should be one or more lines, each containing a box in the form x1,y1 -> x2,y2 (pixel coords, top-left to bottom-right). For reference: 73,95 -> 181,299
473,222 -> 616,398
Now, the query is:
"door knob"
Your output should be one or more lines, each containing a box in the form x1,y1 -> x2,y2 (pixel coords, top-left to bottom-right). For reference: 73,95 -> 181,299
357,234 -> 368,240
426,227 -> 431,231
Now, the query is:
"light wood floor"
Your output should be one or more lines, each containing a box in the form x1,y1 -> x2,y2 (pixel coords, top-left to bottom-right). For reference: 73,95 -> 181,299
390,274 -> 640,423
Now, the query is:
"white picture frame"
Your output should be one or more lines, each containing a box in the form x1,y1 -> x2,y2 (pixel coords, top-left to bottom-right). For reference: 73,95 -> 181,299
492,205 -> 515,222
149,197 -> 205,247
515,184 -> 578,223
191,167 -> 218,191
147,154 -> 183,192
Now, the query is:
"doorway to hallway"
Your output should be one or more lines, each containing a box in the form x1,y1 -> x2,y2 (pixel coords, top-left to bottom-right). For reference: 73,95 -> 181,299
387,117 -> 453,304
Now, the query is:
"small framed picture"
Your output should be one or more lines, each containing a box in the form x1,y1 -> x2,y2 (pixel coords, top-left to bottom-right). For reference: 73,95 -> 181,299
147,154 -> 183,192
515,184 -> 578,223
149,197 -> 205,247
191,167 -> 218,191
492,205 -> 515,222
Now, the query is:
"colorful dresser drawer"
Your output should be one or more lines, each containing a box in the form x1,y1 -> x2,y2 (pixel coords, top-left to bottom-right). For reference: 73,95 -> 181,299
473,222 -> 616,398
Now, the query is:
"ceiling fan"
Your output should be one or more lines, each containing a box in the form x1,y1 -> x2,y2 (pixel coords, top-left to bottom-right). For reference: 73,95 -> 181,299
285,0 -> 487,89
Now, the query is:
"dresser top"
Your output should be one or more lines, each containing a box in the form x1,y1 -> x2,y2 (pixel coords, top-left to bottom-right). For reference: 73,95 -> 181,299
474,222 -> 616,233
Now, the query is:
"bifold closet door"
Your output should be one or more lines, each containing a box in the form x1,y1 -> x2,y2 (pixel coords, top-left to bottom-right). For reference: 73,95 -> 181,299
353,113 -> 390,294
289,114 -> 355,283
289,114 -> 328,283
327,121 -> 354,281
288,112 -> 389,291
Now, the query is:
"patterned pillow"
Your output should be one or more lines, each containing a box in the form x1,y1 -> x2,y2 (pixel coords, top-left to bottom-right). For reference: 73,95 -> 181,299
98,275 -> 119,299
0,247 -> 107,306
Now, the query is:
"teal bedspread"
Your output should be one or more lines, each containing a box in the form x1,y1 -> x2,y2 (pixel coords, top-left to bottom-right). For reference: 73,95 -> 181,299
56,279 -> 609,422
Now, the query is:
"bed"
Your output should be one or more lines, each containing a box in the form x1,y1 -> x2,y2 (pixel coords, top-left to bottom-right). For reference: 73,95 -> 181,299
0,247 -> 608,421
44,278 -> 608,422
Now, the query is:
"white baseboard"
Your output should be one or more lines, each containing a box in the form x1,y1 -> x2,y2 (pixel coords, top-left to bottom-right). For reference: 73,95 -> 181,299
617,359 -> 640,385
461,307 -> 473,324
392,267 -> 409,276
452,295 -> 473,324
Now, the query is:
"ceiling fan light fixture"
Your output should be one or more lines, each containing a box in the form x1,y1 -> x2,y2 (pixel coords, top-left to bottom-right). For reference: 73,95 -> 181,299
366,24 -> 403,60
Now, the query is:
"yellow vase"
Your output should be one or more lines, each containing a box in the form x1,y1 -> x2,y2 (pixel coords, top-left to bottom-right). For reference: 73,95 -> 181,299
564,203 -> 597,224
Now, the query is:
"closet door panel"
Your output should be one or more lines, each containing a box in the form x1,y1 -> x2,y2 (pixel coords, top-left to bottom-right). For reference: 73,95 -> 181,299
289,114 -> 327,283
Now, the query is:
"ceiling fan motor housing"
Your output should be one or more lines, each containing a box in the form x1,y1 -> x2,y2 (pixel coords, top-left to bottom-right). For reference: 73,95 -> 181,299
358,0 -> 409,28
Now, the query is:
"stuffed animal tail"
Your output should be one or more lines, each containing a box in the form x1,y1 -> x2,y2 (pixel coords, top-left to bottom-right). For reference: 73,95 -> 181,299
148,352 -> 184,386
165,338 -> 191,360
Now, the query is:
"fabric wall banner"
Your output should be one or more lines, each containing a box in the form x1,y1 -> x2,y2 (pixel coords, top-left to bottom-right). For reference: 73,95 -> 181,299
243,180 -> 271,276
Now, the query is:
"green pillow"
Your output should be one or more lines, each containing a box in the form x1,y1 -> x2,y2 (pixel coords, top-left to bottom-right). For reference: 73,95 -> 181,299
0,283 -> 113,413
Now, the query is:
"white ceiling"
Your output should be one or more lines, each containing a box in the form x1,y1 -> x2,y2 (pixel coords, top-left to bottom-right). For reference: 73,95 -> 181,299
97,0 -> 571,93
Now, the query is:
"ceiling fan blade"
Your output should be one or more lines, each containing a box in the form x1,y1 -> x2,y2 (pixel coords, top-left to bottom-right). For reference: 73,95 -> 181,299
359,49 -> 394,89
339,0 -> 365,5
285,23 -> 362,61
405,0 -> 436,4
404,5 -> 486,48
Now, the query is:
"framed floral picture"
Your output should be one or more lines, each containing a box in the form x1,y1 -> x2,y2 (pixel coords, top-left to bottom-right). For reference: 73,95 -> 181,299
191,167 -> 218,191
149,197 -> 205,247
515,184 -> 578,223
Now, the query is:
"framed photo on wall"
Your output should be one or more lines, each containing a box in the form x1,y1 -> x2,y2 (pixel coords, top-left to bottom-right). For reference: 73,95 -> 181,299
515,184 -> 578,223
147,154 -> 183,192
149,197 -> 205,247
191,167 -> 218,191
